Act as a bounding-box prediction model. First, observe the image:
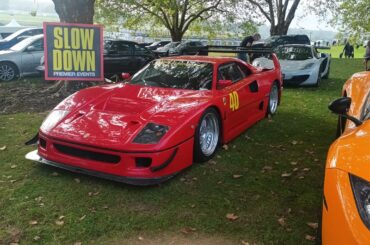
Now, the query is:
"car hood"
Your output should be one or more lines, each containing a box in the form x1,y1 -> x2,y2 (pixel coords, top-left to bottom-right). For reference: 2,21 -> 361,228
46,84 -> 212,150
327,120 -> 370,181
279,59 -> 316,72
0,49 -> 15,56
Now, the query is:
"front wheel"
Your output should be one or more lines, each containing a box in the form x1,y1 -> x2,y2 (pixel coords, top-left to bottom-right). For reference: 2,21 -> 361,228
194,108 -> 220,162
267,82 -> 279,116
0,62 -> 18,81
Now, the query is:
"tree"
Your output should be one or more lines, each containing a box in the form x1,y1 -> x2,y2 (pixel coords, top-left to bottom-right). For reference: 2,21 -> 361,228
238,0 -> 301,35
52,0 -> 95,24
96,0 -> 227,41
47,0 -> 98,95
334,0 -> 370,34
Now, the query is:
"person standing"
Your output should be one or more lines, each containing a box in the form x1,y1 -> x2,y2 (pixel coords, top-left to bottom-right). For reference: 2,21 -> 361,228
364,41 -> 370,71
238,33 -> 261,62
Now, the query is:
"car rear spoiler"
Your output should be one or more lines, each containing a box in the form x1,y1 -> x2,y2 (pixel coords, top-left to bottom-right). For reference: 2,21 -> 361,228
198,45 -> 280,70
199,45 -> 274,55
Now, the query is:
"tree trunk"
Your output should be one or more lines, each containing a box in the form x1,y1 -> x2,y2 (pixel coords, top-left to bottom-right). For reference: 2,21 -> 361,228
170,30 -> 184,42
270,24 -> 289,36
51,0 -> 98,96
53,0 -> 95,24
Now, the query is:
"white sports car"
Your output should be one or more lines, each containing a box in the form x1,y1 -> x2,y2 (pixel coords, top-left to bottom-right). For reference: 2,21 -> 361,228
253,44 -> 331,86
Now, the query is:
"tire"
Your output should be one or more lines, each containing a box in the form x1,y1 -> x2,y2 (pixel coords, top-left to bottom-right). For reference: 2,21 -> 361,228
322,63 -> 330,79
194,108 -> 220,163
0,62 -> 18,81
314,73 -> 321,87
267,82 -> 279,116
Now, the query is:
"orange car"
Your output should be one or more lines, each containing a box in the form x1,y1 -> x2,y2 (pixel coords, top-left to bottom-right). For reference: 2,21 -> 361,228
322,72 -> 370,244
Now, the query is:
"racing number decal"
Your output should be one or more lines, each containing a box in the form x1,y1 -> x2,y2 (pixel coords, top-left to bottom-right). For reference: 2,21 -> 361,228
229,91 -> 239,111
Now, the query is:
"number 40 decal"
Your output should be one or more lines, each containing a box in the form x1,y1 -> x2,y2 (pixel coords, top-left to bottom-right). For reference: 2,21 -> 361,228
229,91 -> 239,111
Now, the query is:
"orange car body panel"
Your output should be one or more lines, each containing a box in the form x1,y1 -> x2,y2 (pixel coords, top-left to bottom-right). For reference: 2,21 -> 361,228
322,72 -> 370,244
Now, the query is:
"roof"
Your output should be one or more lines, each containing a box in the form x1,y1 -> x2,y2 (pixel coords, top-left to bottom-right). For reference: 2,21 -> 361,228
162,55 -> 240,64
5,19 -> 21,27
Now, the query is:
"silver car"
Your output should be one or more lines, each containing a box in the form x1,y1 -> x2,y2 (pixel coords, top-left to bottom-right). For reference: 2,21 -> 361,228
0,34 -> 44,81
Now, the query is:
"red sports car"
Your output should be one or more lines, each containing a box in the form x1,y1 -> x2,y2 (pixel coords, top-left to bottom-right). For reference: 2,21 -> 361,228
26,55 -> 282,185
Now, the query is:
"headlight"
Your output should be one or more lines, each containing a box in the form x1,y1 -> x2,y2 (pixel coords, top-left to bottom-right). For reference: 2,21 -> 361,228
40,110 -> 69,133
301,63 -> 314,70
133,123 -> 169,144
350,174 -> 370,229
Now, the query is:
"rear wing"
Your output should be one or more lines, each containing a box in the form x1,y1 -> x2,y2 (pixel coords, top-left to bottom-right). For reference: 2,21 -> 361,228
198,45 -> 280,71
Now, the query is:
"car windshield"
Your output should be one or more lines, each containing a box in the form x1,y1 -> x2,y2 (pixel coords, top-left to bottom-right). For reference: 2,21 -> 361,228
3,29 -> 28,41
10,36 -> 37,51
130,59 -> 213,90
275,46 -> 313,60
149,42 -> 160,47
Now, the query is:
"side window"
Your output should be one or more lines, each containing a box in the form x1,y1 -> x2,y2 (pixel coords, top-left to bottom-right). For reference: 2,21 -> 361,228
134,45 -> 151,56
236,63 -> 251,76
30,39 -> 43,51
218,63 -> 245,83
117,42 -> 132,55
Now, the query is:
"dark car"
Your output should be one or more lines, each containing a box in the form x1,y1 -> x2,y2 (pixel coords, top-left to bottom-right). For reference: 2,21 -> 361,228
169,41 -> 206,56
0,28 -> 43,51
146,41 -> 171,50
253,35 -> 310,49
104,40 -> 156,78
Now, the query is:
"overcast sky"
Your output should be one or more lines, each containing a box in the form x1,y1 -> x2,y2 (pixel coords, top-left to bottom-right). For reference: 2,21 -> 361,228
14,0 -> 337,32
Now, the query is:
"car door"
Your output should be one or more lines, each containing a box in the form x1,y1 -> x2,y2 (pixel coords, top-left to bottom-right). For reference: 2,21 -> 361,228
104,41 -> 134,76
21,38 -> 44,74
218,62 -> 261,138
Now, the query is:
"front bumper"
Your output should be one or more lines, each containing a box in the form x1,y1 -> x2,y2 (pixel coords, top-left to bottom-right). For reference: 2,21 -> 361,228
283,68 -> 319,86
26,133 -> 194,185
26,150 -> 175,186
322,169 -> 370,244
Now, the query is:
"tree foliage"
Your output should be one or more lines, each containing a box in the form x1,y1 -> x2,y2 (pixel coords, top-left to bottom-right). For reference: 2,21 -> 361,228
96,0 -> 233,41
334,0 -> 370,34
237,0 -> 301,35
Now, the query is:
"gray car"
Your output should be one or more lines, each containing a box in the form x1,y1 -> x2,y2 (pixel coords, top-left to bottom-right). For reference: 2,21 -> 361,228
0,34 -> 44,81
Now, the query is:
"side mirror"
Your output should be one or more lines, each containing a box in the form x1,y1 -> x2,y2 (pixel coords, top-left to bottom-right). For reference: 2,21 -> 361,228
329,97 -> 351,115
329,97 -> 362,126
121,72 -> 131,80
217,80 -> 233,90
26,46 -> 37,52
321,53 -> 326,58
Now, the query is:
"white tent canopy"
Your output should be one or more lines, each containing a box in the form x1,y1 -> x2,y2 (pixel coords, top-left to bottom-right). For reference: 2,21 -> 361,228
5,18 -> 22,27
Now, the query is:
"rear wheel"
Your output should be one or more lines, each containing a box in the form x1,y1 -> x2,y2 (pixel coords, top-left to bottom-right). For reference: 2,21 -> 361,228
194,108 -> 220,162
267,82 -> 279,116
0,62 -> 18,81
323,63 -> 330,79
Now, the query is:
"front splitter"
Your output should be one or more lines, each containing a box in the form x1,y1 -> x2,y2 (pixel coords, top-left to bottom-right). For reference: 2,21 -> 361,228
25,150 -> 176,186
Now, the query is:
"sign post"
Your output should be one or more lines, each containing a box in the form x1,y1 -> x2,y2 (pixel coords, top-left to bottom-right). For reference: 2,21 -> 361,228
43,22 -> 104,81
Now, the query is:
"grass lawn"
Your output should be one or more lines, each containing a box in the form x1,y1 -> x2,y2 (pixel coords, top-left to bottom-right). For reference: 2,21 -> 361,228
0,58 -> 365,244
0,12 -> 58,27
319,45 -> 366,59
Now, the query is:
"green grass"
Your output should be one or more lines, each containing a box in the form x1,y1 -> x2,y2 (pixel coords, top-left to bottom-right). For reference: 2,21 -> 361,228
0,13 -> 58,27
319,45 -> 366,59
0,59 -> 365,244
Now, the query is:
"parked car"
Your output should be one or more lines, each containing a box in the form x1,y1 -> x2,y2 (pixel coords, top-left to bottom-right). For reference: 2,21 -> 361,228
104,40 -> 156,78
154,41 -> 180,57
26,54 -> 282,185
253,44 -> 330,86
0,34 -> 44,81
146,41 -> 170,50
321,72 -> 370,244
253,35 -> 311,49
0,27 -> 43,51
169,41 -> 205,56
